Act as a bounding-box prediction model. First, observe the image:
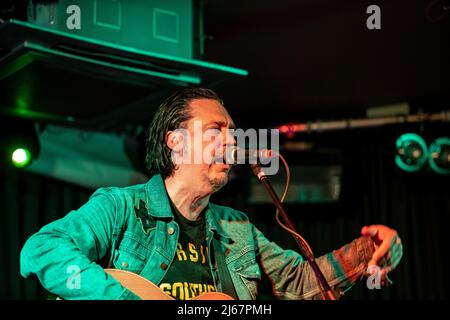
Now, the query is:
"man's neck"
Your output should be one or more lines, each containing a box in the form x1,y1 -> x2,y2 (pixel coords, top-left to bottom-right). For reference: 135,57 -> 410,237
164,175 -> 211,221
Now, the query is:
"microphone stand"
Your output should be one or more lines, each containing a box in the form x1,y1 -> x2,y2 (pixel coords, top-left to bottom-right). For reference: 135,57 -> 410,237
251,164 -> 337,300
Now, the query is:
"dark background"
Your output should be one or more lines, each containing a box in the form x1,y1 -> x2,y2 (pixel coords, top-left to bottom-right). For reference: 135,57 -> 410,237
202,0 -> 450,127
1,0 -> 450,299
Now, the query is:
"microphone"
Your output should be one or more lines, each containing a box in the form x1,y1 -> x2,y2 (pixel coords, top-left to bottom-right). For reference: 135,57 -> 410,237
223,146 -> 274,164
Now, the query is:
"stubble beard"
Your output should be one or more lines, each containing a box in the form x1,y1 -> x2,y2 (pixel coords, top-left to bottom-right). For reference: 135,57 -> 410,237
210,175 -> 228,192
203,171 -> 229,193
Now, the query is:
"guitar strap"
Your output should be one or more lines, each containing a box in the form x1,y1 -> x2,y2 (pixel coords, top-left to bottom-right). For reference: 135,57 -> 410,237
212,237 -> 238,300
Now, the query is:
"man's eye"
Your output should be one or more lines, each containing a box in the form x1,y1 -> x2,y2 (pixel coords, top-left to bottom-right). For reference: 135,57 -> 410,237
206,129 -> 222,140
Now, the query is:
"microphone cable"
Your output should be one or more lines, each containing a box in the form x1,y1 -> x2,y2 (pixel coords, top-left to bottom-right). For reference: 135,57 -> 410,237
273,152 -> 329,300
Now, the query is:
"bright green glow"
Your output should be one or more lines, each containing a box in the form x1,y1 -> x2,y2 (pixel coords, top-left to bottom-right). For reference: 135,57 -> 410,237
16,80 -> 32,112
10,19 -> 249,77
10,107 -> 64,121
428,137 -> 450,175
16,97 -> 29,110
395,133 -> 428,172
12,148 -> 31,168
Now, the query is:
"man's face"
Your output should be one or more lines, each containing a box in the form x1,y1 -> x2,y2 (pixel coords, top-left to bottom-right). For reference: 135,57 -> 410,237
170,98 -> 236,193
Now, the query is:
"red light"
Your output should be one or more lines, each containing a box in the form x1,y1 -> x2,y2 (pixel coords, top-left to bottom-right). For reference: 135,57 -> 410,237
295,124 -> 307,132
279,125 -> 289,133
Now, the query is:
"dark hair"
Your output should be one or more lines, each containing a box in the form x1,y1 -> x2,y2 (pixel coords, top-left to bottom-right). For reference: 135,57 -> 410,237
145,87 -> 224,179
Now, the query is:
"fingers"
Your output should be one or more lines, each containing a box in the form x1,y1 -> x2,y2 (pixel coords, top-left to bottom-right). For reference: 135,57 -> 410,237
369,236 -> 403,287
379,249 -> 402,270
362,225 -> 403,289
369,235 -> 393,267
380,272 -> 394,286
378,238 -> 403,267
362,225 -> 403,284
376,247 -> 401,287
361,225 -> 379,238
361,225 -> 385,246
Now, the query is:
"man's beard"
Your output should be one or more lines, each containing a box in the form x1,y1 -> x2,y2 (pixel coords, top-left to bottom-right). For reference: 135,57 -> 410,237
202,170 -> 229,193
210,175 -> 228,192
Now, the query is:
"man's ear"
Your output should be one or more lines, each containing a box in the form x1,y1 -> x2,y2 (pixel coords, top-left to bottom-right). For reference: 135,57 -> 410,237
166,131 -> 184,151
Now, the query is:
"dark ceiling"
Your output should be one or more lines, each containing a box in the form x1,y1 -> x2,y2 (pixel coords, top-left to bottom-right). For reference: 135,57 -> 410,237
202,0 -> 450,127
0,0 -> 449,131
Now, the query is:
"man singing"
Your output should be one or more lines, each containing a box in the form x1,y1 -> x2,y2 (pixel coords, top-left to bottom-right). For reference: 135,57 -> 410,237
20,87 -> 403,300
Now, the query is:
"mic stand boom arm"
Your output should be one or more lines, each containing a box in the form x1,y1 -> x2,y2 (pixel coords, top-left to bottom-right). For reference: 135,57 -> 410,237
251,164 -> 337,300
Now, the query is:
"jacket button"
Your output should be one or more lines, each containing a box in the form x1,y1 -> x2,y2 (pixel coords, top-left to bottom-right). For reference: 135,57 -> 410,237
160,262 -> 168,270
122,261 -> 129,268
167,227 -> 175,235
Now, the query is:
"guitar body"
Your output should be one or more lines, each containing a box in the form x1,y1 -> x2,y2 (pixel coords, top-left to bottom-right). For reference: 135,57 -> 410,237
104,269 -> 234,300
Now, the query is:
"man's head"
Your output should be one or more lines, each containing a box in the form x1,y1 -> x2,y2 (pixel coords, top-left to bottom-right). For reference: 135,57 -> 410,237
146,87 -> 235,193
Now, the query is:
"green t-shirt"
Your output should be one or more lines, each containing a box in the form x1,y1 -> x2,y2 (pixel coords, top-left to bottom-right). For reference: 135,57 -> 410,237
159,202 -> 216,300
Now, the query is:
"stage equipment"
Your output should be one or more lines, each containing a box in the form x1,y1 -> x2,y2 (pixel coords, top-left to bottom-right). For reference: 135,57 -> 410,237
0,118 -> 40,169
395,133 -> 428,172
428,137 -> 450,175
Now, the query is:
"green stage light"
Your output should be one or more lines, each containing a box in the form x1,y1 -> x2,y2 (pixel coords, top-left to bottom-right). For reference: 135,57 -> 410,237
429,137 -> 450,175
0,119 -> 40,169
395,133 -> 428,172
11,147 -> 32,168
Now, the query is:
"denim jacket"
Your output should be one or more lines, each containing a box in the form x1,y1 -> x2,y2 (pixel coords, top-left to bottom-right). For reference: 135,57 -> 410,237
20,174 -> 374,300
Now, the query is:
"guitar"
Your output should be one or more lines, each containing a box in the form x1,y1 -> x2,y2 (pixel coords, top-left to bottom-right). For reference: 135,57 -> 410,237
105,269 -> 235,300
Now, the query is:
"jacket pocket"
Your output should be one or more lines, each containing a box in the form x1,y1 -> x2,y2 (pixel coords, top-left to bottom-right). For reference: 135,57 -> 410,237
113,250 -> 147,274
112,234 -> 148,274
235,262 -> 261,300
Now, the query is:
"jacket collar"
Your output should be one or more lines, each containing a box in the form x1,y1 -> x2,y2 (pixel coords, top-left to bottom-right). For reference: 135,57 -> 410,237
144,174 -> 173,219
144,174 -> 231,241
205,205 -> 233,242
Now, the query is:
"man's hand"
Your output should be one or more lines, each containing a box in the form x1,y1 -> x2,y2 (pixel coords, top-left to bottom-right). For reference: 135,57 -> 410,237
361,225 -> 403,285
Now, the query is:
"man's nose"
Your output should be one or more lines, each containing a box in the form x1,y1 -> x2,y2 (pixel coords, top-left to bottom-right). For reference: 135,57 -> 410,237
223,129 -> 236,146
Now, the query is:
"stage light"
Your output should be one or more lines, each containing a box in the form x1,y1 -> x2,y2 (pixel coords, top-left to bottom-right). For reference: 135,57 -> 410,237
428,137 -> 450,175
11,148 -> 31,168
0,118 -> 40,169
395,133 -> 428,172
